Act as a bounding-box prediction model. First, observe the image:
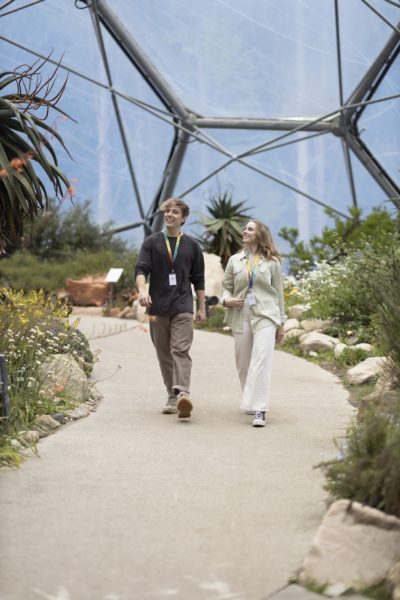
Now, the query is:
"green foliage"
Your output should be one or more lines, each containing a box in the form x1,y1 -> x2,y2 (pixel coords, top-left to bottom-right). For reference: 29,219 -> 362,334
280,207 -> 399,275
15,198 -> 126,258
195,190 -> 252,267
194,305 -> 230,334
335,347 -> 370,367
371,247 -> 400,388
300,252 -> 378,331
322,404 -> 400,518
0,288 -> 94,466
0,61 -> 71,252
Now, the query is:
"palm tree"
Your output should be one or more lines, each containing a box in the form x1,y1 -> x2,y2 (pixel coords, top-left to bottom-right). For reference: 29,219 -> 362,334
195,190 -> 252,268
0,58 -> 71,254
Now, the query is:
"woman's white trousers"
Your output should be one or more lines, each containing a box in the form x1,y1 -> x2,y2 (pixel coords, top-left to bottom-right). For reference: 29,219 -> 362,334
233,300 -> 276,412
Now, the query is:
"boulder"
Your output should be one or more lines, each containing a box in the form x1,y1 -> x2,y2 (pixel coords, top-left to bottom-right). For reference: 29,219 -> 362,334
299,499 -> 400,591
133,299 -> 148,323
203,252 -> 224,298
347,357 -> 387,385
299,332 -> 339,352
34,415 -> 60,430
39,354 -> 90,402
375,372 -> 396,392
65,276 -> 110,307
284,318 -> 300,333
284,328 -> 304,340
388,562 -> 400,600
288,304 -> 309,319
358,389 -> 400,421
353,343 -> 374,353
19,431 -> 40,446
301,318 -> 335,332
334,343 -> 348,358
66,405 -> 90,420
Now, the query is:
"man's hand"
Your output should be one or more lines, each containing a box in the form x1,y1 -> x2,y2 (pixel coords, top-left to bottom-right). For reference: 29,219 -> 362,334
138,290 -> 152,307
275,325 -> 284,343
195,308 -> 206,324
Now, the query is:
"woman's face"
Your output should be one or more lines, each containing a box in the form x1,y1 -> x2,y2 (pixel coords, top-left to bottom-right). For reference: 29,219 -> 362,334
242,221 -> 257,246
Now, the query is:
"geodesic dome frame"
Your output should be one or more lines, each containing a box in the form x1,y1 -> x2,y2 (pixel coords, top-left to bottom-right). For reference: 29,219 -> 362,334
1,0 -> 399,238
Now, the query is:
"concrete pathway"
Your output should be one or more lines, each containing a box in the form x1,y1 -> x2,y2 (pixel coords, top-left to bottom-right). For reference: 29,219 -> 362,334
0,317 -> 354,600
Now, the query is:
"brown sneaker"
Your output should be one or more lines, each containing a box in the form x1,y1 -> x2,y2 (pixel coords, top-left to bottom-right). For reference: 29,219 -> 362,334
177,392 -> 193,419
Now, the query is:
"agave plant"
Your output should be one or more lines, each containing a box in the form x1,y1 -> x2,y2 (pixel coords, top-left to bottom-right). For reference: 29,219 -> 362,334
0,58 -> 71,253
195,190 -> 252,268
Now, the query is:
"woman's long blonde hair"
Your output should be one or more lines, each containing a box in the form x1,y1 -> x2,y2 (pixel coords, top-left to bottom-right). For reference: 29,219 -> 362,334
248,220 -> 282,262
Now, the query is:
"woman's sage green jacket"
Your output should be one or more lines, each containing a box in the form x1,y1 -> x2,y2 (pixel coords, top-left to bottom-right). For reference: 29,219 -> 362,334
221,250 -> 286,334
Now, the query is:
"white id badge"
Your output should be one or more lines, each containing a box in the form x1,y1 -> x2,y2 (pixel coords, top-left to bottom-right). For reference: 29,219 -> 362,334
247,291 -> 256,306
169,273 -> 177,286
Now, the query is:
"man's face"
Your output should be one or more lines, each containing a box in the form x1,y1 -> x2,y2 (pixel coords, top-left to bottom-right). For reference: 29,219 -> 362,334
164,204 -> 185,228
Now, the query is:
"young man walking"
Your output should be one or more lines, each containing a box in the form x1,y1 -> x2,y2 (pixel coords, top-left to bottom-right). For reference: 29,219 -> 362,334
135,198 -> 206,419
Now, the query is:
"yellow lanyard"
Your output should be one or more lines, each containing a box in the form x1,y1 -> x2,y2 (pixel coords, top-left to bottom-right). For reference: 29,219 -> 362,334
164,232 -> 182,272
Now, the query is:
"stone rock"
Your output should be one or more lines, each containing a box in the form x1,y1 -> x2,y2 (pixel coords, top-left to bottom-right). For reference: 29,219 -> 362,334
375,372 -> 396,392
39,354 -> 90,402
309,351 -> 318,357
358,389 -> 400,421
388,562 -> 400,600
90,386 -> 103,402
222,326 -> 231,332
346,335 -> 361,346
284,318 -> 300,333
203,252 -> 224,298
288,304 -> 309,319
301,318 -> 335,332
65,275 -> 110,307
133,299 -> 148,323
284,328 -> 304,340
10,439 -> 23,449
347,357 -> 387,385
119,306 -> 136,319
34,415 -> 61,430
66,405 -> 90,420
334,343 -> 348,358
19,431 -> 40,446
299,499 -> 400,591
299,331 -> 339,352
353,343 -> 374,353
51,412 -> 66,425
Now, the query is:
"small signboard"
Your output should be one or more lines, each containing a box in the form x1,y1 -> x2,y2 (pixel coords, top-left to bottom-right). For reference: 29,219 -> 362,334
105,268 -> 124,283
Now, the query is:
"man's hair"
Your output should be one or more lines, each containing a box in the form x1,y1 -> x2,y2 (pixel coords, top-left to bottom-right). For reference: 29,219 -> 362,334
160,197 -> 190,218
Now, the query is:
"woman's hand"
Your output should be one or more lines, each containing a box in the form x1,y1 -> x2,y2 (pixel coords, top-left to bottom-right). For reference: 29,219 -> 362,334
224,297 -> 244,309
275,325 -> 284,343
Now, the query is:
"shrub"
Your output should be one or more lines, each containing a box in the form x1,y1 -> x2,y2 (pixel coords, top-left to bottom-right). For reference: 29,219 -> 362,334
299,249 -> 385,331
0,248 -> 138,295
322,404 -> 400,518
371,247 -> 400,388
335,347 -> 370,367
0,288 -> 94,430
280,207 -> 399,275
195,305 -> 229,333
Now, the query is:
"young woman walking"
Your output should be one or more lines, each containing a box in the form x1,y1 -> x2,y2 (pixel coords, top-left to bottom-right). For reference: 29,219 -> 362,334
221,220 -> 285,427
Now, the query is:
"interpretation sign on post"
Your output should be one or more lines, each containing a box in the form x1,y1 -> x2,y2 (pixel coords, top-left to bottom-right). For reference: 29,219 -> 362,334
105,268 -> 123,283
105,268 -> 124,307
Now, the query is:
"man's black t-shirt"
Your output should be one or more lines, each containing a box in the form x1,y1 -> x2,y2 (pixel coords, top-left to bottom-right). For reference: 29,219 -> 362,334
134,232 -> 205,315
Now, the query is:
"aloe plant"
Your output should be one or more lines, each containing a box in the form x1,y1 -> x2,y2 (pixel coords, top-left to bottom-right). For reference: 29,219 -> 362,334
0,59 -> 71,253
195,191 -> 252,268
